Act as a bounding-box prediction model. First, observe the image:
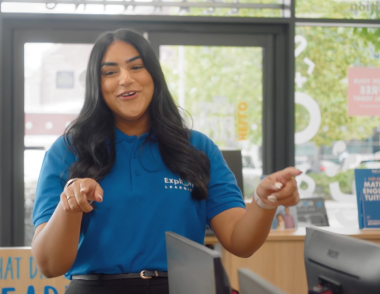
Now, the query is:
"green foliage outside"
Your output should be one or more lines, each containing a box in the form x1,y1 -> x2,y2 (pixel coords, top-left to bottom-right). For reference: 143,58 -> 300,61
175,0 -> 281,17
161,46 -> 263,148
296,26 -> 380,147
296,26 -> 380,199
171,0 -> 380,19
296,0 -> 380,20
302,170 -> 355,196
160,11 -> 380,201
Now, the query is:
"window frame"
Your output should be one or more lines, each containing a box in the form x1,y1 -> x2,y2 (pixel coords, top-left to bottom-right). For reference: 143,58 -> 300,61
1,1 -> 379,244
0,15 -> 294,245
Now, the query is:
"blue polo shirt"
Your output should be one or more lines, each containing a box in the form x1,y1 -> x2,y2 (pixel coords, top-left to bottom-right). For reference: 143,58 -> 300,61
33,129 -> 245,279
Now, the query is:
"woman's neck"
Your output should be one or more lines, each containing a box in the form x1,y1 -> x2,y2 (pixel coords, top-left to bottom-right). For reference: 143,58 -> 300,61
115,119 -> 150,137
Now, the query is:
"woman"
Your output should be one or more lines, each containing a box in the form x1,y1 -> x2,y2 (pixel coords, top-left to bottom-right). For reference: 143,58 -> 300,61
32,29 -> 301,294
276,213 -> 286,230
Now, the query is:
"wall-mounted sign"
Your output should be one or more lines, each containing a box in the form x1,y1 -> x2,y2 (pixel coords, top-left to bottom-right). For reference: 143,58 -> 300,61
0,248 -> 68,294
348,68 -> 380,116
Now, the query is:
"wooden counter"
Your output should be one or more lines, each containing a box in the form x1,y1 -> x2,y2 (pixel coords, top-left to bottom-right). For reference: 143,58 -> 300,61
2,227 -> 380,294
205,227 -> 380,294
0,247 -> 69,292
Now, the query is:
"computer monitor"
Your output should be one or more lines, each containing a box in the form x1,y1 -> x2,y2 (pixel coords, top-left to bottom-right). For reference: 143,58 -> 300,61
206,150 -> 243,236
304,227 -> 380,294
165,231 -> 231,294
238,268 -> 287,294
221,150 -> 244,194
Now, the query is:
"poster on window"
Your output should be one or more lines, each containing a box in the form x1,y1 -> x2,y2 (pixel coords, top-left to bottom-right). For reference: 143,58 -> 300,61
348,68 -> 380,116
0,248 -> 68,293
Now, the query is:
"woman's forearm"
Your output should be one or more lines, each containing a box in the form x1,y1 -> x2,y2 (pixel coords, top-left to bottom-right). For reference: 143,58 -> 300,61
229,202 -> 276,258
227,168 -> 301,257
31,201 -> 83,278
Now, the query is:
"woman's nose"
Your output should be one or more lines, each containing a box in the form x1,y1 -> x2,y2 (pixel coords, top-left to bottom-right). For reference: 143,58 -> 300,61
119,70 -> 134,86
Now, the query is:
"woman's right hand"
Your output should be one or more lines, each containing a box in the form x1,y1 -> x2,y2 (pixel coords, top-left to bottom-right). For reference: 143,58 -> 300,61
61,178 -> 103,213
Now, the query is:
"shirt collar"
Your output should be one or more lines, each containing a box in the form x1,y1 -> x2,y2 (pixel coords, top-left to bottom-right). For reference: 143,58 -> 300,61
115,127 -> 157,143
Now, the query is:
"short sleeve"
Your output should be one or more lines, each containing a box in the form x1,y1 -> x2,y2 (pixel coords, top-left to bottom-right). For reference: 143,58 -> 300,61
32,136 -> 76,228
189,131 -> 246,225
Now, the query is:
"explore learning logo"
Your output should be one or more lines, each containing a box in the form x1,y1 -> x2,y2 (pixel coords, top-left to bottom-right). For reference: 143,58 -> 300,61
164,177 -> 194,192
351,1 -> 380,13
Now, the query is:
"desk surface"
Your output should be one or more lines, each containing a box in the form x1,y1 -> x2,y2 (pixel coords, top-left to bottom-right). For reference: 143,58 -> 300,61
2,227 -> 380,294
213,226 -> 380,294
205,226 -> 380,244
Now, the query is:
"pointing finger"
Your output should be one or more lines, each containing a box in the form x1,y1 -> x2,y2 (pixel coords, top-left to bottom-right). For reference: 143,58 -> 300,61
271,178 -> 299,201
89,183 -> 103,203
256,167 -> 301,202
257,177 -> 284,193
70,183 -> 93,212
273,167 -> 302,182
80,179 -> 103,203
75,191 -> 94,213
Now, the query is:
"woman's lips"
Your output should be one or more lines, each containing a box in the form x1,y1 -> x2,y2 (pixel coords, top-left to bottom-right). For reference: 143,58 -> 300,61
118,91 -> 139,100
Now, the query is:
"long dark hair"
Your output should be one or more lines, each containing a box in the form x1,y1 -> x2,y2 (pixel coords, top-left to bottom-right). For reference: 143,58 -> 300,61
64,29 -> 210,200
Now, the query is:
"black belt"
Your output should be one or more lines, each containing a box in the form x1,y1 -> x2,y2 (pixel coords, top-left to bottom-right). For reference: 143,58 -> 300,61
72,270 -> 168,280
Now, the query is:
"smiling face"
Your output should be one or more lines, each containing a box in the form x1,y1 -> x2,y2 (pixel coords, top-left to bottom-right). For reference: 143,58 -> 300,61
100,41 -> 155,136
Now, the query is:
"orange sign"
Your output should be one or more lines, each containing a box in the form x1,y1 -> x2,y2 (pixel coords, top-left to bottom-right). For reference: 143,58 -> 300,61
348,68 -> 380,116
0,248 -> 69,294
237,102 -> 248,141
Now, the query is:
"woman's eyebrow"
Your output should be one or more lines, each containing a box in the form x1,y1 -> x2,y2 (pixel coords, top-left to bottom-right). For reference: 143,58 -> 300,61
101,55 -> 142,67
126,55 -> 141,63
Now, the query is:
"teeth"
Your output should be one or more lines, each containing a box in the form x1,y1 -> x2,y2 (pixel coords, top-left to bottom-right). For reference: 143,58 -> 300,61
122,92 -> 135,97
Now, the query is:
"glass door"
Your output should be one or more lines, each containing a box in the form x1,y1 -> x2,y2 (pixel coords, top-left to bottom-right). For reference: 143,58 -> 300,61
150,32 -> 272,202
24,43 -> 94,245
22,34 -> 268,244
160,45 -> 263,200
13,29 -> 110,245
10,25 -> 283,246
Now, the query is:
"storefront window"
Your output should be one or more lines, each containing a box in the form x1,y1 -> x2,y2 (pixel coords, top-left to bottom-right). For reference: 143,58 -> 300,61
295,26 -> 380,227
296,0 -> 380,19
2,0 -> 282,17
24,43 -> 92,245
160,45 -> 263,200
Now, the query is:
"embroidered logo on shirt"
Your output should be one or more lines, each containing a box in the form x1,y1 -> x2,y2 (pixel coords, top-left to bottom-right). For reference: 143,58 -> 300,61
164,177 -> 194,192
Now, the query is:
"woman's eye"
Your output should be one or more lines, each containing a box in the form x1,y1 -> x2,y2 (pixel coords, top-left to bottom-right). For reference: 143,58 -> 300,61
104,71 -> 115,76
131,65 -> 143,70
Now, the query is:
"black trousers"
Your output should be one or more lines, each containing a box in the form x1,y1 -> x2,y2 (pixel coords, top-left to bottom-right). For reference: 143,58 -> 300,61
65,278 -> 169,294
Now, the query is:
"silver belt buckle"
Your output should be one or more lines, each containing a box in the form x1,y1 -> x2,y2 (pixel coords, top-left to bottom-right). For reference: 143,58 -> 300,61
140,270 -> 152,279
140,270 -> 159,279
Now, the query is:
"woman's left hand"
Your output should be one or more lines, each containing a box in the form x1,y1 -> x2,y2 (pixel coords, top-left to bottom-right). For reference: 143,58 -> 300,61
255,167 -> 302,208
